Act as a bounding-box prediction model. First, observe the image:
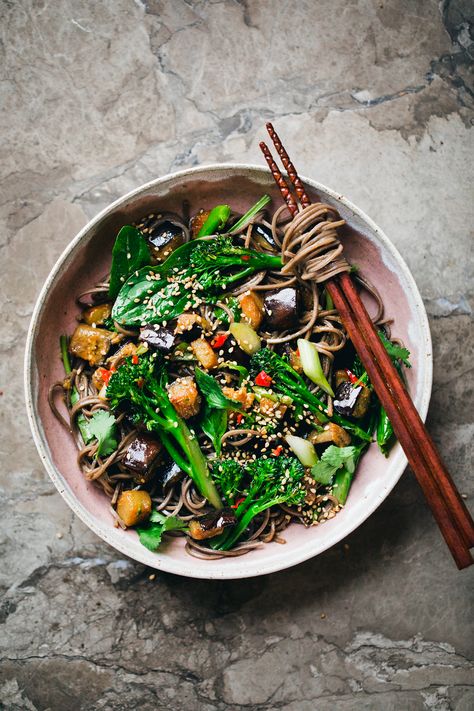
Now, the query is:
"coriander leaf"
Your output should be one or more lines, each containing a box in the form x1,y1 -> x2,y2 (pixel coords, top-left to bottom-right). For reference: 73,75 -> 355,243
321,445 -> 360,474
195,368 -> 243,411
201,404 -> 227,455
109,226 -> 150,300
87,410 -> 118,457
311,445 -> 362,484
310,460 -> 337,485
137,513 -> 188,551
378,330 -> 411,368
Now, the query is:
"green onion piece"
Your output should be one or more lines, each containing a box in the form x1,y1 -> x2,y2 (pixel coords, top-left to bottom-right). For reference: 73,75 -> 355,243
230,195 -> 271,233
297,338 -> 335,397
197,205 -> 231,237
285,435 -> 319,467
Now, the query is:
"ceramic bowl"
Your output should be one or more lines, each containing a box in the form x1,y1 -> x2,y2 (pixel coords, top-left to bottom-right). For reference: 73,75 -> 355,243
24,164 -> 432,579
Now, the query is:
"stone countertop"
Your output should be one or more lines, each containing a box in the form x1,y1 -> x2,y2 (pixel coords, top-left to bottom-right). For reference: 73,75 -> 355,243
1,1 -> 473,709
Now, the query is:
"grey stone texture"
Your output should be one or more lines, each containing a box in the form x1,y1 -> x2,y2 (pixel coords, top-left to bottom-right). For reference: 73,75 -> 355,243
1,0 -> 473,709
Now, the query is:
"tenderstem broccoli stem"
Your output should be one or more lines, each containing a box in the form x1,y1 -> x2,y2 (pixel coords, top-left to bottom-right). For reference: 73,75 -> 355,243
276,370 -> 371,441
134,391 -> 223,509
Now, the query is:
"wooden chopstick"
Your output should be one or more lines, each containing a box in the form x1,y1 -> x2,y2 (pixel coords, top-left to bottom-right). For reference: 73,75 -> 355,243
260,126 -> 474,569
326,279 -> 473,569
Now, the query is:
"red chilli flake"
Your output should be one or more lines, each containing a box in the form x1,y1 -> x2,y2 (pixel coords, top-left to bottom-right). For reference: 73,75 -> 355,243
272,445 -> 283,456
241,255 -> 250,261
132,354 -> 139,365
236,413 -> 243,425
211,333 -> 228,349
231,497 -> 246,509
255,370 -> 272,387
345,369 -> 359,385
99,368 -> 113,385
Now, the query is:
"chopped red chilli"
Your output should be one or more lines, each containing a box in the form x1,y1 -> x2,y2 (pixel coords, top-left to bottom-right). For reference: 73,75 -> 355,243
211,333 -> 228,349
255,370 -> 272,387
345,369 -> 359,384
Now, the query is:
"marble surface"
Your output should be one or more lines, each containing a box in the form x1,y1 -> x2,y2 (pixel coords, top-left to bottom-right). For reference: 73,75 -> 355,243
1,1 -> 473,709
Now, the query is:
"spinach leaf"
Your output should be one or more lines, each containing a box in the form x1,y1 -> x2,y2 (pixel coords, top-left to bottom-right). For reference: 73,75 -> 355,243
201,404 -> 227,455
195,368 -> 243,411
137,511 -> 188,551
111,236 -> 281,326
109,226 -> 150,300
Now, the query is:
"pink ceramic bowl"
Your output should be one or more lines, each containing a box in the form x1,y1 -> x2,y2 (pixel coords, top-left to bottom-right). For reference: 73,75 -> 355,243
24,165 -> 432,579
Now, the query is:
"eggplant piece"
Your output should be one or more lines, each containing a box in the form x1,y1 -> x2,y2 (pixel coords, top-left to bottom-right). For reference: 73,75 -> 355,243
333,371 -> 371,418
123,434 -> 162,485
69,324 -> 116,366
239,291 -> 264,330
144,214 -> 187,262
308,423 -> 351,448
168,375 -> 201,419
219,333 -> 249,365
263,288 -> 300,331
174,313 -> 205,340
139,324 -> 175,352
155,459 -> 183,492
188,509 -> 236,541
82,302 -> 112,326
190,209 -> 211,238
116,490 -> 152,527
251,222 -> 278,251
333,381 -> 362,417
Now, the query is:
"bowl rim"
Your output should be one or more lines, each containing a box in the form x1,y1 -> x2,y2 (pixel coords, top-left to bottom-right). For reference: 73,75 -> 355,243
24,162 -> 433,579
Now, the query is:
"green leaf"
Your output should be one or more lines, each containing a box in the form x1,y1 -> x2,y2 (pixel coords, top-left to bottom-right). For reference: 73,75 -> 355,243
137,512 -> 188,551
111,236 -> 281,327
378,330 -> 411,368
87,410 -> 118,457
195,368 -> 243,411
201,404 -> 227,455
109,226 -> 150,300
311,445 -> 362,484
213,297 -> 241,326
310,460 -> 337,485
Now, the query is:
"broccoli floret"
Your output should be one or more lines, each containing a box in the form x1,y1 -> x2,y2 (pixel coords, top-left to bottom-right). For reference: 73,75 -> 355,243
107,353 -> 222,509
249,348 -> 371,442
214,456 -> 306,551
212,460 -> 245,506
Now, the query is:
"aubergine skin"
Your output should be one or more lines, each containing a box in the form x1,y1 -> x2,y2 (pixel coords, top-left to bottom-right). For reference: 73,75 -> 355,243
139,325 -> 175,352
155,459 -> 183,492
333,381 -> 362,417
188,508 -> 236,540
147,219 -> 185,261
219,334 -> 249,365
263,288 -> 300,331
124,434 -> 162,484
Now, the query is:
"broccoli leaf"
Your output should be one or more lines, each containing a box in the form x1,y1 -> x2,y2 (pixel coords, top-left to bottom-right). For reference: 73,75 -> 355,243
137,511 -> 188,551
200,404 -> 227,455
87,410 -> 118,457
195,368 -> 243,411
311,445 -> 362,484
109,226 -> 150,300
